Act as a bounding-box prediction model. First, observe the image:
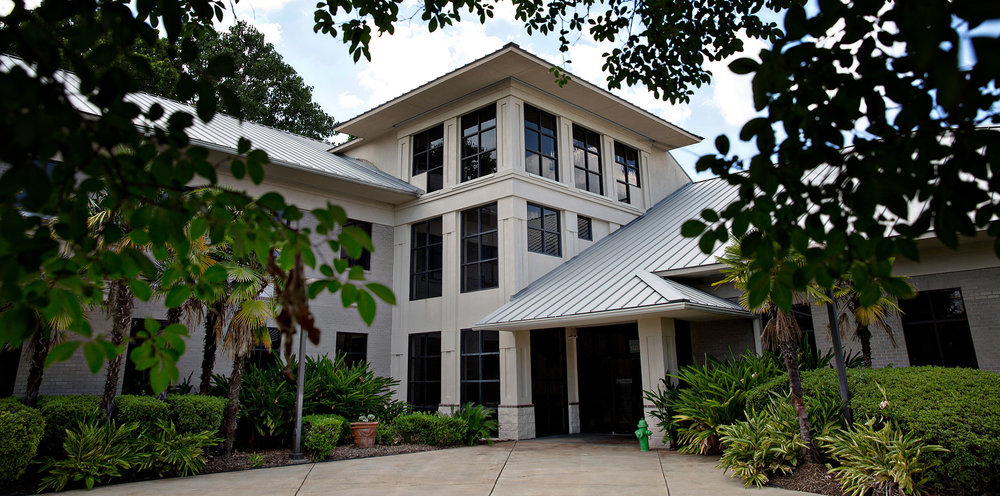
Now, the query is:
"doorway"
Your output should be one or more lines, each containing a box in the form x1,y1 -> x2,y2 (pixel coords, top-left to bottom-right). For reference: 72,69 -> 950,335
531,328 -> 568,437
576,324 -> 642,435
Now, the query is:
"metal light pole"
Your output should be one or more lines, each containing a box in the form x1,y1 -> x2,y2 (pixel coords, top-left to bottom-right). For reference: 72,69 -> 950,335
291,326 -> 307,460
824,289 -> 853,425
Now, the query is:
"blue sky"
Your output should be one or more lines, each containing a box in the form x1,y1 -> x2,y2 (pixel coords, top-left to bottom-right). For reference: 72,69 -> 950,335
218,0 -> 772,180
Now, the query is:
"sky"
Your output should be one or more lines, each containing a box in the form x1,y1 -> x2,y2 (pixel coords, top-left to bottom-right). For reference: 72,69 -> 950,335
217,0 -> 773,180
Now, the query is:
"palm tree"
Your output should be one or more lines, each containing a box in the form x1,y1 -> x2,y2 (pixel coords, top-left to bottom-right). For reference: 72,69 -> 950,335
716,241 -> 827,463
21,310 -> 70,407
835,278 -> 911,368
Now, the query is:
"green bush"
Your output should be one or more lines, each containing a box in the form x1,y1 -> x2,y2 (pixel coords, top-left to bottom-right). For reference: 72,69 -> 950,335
376,420 -> 399,445
302,415 -> 343,460
748,366 -> 1000,493
453,403 -> 497,446
38,418 -> 141,492
165,394 -> 227,434
135,420 -> 221,477
37,395 -> 100,455
393,412 -> 468,446
115,395 -> 169,427
0,399 -> 44,485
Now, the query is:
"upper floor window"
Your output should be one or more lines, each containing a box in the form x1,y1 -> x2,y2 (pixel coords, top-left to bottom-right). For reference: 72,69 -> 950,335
341,219 -> 372,271
614,142 -> 640,204
577,215 -> 592,241
461,105 -> 497,182
572,125 -> 602,195
527,203 -> 561,257
411,217 -> 443,300
461,203 -> 499,292
412,125 -> 444,193
336,332 -> 368,368
524,104 -> 558,181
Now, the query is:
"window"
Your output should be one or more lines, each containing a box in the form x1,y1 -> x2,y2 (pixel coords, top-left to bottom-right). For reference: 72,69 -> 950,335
524,104 -> 558,180
461,105 -> 498,182
408,332 -> 441,412
899,288 -> 978,368
461,329 -> 500,409
791,304 -> 818,359
572,125 -> 602,194
410,218 -> 443,300
248,327 -> 282,369
336,332 -> 368,368
614,142 -> 640,204
461,203 -> 499,292
341,219 -> 372,271
577,215 -> 592,241
527,203 -> 561,257
412,125 -> 444,192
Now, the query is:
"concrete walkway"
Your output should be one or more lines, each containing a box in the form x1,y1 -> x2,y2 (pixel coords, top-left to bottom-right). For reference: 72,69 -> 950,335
61,436 -> 816,496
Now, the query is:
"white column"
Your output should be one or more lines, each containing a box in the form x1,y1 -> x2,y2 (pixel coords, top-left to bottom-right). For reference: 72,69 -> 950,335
565,327 -> 580,434
389,224 -> 410,398
638,317 -> 678,447
499,329 -> 535,440
752,317 -> 763,354
439,212 -> 460,412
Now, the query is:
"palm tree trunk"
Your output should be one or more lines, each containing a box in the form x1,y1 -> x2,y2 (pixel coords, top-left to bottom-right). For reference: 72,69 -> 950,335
781,340 -> 816,463
24,322 -> 50,408
857,325 -> 873,368
100,279 -> 134,417
220,352 -> 246,455
199,302 -> 223,394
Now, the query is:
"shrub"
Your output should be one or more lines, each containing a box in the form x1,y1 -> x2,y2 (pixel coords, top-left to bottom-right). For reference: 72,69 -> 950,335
820,419 -> 947,496
329,414 -> 353,445
38,418 -> 141,492
747,366 -> 1000,493
165,394 -> 227,434
115,395 -> 169,427
376,421 -> 399,446
37,395 -> 100,455
135,420 -> 221,477
718,401 -> 803,487
302,415 -> 343,460
453,403 -> 497,446
0,399 -> 44,485
394,412 -> 468,446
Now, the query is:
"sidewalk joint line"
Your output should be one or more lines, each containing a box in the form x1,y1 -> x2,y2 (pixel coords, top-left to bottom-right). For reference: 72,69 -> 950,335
294,462 -> 316,496
488,441 -> 517,496
658,450 -> 670,496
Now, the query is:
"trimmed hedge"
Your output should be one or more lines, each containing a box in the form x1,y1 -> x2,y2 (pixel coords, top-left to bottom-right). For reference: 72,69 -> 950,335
165,395 -> 227,434
328,414 -> 353,445
114,395 -> 169,427
748,366 -> 1000,493
376,421 -> 399,445
302,415 -> 343,460
0,399 -> 44,485
393,412 -> 467,446
38,395 -> 100,455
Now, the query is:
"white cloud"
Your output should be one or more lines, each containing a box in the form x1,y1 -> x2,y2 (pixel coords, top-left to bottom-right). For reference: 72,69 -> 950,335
0,0 -> 41,16
233,0 -> 295,14
252,22 -> 284,44
338,91 -> 364,110
703,32 -> 768,127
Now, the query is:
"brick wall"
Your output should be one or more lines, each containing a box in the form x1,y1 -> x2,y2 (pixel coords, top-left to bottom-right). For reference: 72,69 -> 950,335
690,318 -> 756,362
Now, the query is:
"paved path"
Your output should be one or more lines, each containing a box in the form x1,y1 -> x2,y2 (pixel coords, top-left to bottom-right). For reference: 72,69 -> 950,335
61,436 -> 815,496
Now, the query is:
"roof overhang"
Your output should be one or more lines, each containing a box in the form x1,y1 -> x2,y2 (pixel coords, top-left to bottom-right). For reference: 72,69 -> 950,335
473,301 -> 751,331
334,43 -> 701,151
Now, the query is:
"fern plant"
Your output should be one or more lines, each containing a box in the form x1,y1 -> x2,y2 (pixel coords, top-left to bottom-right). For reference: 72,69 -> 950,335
453,403 -> 498,445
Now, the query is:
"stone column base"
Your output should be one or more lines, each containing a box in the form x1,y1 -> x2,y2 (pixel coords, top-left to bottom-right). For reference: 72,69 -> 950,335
438,404 -> 460,416
568,403 -> 580,434
644,405 -> 670,449
498,404 -> 535,440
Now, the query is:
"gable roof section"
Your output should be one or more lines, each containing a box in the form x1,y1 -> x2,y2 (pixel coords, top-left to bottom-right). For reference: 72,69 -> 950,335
476,177 -> 749,328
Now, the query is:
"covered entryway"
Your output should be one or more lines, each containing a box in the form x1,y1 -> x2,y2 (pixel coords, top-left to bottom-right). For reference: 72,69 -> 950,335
576,324 -> 643,435
530,328 -> 568,437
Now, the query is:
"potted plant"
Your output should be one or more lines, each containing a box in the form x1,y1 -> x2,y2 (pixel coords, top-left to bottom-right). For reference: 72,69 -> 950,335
350,414 -> 378,448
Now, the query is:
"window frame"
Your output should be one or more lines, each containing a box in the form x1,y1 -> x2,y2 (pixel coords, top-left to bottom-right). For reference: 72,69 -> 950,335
460,329 -> 500,409
410,217 -> 443,301
341,219 -> 372,271
577,215 -> 593,241
461,203 -> 499,293
572,125 -> 603,195
460,104 -> 498,182
527,203 -> 561,257
411,124 -> 445,192
524,104 -> 559,181
336,331 -> 368,368
408,331 -> 442,412
614,141 -> 641,204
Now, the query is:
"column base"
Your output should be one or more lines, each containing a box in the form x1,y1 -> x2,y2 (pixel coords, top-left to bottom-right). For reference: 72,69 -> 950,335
498,404 -> 536,440
568,403 -> 580,434
644,405 -> 670,449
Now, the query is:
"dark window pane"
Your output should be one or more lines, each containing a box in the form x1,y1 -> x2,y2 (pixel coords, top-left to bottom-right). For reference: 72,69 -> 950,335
899,288 -> 978,369
481,232 -> 498,260
527,203 -> 561,257
481,382 -> 500,406
480,106 -> 496,129
461,204 -> 499,292
527,229 -> 543,252
463,263 -> 480,292
427,168 -> 443,192
483,260 -> 499,288
463,238 -> 480,262
541,135 -> 555,157
617,181 -> 629,203
542,210 -> 558,232
463,114 -> 478,136
483,330 -> 499,352
578,216 -> 592,240
342,220 -> 372,271
411,218 -> 443,300
540,112 -> 556,134
482,151 -> 497,175
481,205 -> 498,230
544,232 -> 560,256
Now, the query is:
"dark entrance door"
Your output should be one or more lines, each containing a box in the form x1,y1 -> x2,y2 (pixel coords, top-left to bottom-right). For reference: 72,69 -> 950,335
577,324 -> 642,435
531,328 -> 568,437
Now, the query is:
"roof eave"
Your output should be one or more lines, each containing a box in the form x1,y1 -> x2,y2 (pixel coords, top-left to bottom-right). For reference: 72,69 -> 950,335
474,301 -> 750,331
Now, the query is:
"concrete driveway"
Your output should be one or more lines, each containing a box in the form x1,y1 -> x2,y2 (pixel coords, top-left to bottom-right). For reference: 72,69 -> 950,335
61,436 -> 816,496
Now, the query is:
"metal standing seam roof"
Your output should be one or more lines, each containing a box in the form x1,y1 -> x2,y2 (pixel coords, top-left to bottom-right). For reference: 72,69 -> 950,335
0,55 -> 420,196
477,177 -> 751,328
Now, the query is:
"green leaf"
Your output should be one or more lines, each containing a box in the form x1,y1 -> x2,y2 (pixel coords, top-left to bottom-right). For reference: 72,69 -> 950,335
206,54 -> 235,77
715,135 -> 730,155
82,342 -> 103,373
129,279 -> 152,301
308,280 -> 327,299
357,291 -> 376,325
728,57 -> 759,75
681,220 -> 707,238
341,283 -> 358,307
202,264 -> 228,283
366,282 -> 396,305
45,341 -> 81,367
348,265 -> 365,280
165,285 -> 191,308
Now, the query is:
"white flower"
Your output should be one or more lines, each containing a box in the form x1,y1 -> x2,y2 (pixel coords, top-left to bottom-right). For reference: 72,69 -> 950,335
879,400 -> 889,409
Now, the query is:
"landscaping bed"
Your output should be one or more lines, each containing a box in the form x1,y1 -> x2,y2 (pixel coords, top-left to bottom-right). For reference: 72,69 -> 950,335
203,444 -> 445,473
767,463 -> 845,496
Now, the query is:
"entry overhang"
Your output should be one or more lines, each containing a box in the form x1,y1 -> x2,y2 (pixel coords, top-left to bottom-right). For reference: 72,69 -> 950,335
472,301 -> 750,331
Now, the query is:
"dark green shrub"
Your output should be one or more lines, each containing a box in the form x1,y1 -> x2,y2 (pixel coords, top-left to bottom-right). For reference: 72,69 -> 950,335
115,395 -> 169,427
0,399 -> 44,485
748,366 -> 1000,493
376,420 -> 399,445
37,395 -> 100,455
394,412 -> 468,446
453,403 -> 497,445
135,420 -> 221,477
302,415 -> 343,460
165,394 -> 227,434
38,418 -> 141,492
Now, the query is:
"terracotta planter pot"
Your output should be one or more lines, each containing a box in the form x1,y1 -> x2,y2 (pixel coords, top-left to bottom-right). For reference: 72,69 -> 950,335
350,421 -> 379,448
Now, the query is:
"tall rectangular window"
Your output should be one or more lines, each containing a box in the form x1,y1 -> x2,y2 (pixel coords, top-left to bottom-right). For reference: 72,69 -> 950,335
410,217 -> 443,300
336,332 -> 368,368
614,142 -> 640,204
577,215 -> 592,241
461,203 -> 499,292
461,329 -> 500,409
527,203 -> 561,257
900,288 -> 978,368
524,104 -> 558,180
412,125 -> 444,192
341,219 -> 372,271
408,332 -> 441,412
461,105 -> 498,182
572,125 -> 602,194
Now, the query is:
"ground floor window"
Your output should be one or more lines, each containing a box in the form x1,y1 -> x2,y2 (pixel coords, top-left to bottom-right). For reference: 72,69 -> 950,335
336,332 -> 368,367
460,329 -> 500,408
248,327 -> 281,369
408,332 -> 441,412
791,303 -> 818,358
899,288 -> 978,368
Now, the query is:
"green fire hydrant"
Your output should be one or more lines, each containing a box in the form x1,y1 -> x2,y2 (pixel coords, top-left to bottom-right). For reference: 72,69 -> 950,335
635,419 -> 653,451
